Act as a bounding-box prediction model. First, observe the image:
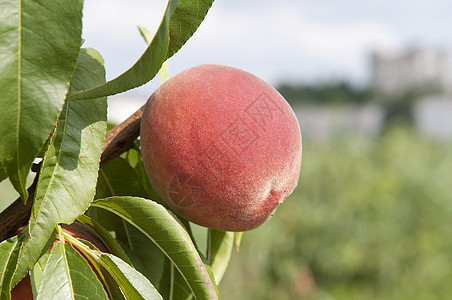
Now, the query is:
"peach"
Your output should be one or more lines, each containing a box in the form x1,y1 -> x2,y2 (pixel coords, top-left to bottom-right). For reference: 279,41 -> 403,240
10,274 -> 33,300
11,222 -> 109,299
140,64 -> 302,231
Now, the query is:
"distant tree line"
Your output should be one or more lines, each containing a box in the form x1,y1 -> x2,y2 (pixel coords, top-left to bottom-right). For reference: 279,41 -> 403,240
277,81 -> 375,105
278,81 -> 442,128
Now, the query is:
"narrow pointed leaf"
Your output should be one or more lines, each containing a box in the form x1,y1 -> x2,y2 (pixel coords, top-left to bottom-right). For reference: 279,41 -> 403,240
88,206 -> 168,294
91,196 -> 218,300
0,236 -> 21,300
170,269 -> 193,300
170,259 -> 218,300
234,232 -> 243,252
98,252 -> 162,300
30,251 -> 50,297
36,241 -> 109,300
99,268 -> 127,300
171,228 -> 220,300
67,0 -> 214,101
76,214 -> 133,266
93,155 -> 167,289
208,229 -> 234,284
138,25 -> 170,85
0,0 -> 83,199
166,0 -> 214,58
13,48 -> 107,285
138,25 -> 154,44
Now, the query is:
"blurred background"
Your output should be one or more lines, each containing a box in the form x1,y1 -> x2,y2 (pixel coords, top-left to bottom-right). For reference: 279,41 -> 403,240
2,0 -> 452,298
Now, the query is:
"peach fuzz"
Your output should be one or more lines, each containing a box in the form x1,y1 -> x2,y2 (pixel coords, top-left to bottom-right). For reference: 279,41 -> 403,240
140,64 -> 302,231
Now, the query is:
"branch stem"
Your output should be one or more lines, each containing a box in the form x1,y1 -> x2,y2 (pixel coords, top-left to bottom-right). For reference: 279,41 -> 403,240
0,105 -> 144,242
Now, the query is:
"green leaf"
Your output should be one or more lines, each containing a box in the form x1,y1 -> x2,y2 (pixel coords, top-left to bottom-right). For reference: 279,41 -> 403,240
96,157 -> 148,199
76,214 -> 133,266
0,0 -> 83,199
166,0 -> 214,59
0,236 -> 21,300
67,0 -> 214,101
170,265 -> 193,300
13,48 -> 107,286
170,258 -> 218,300
88,206 -> 168,295
130,149 -> 163,204
138,25 -> 170,84
88,201 -> 187,298
208,230 -> 234,284
0,163 -> 7,183
97,252 -> 163,300
99,268 -> 127,300
30,251 -> 50,297
138,25 -> 154,44
94,155 -> 168,291
169,225 -> 220,300
36,241 -> 109,300
91,196 -> 218,300
96,153 -> 162,205
234,232 -> 243,253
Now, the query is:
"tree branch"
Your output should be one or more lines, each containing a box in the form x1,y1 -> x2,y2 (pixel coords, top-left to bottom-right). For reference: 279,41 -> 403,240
0,106 -> 144,242
100,106 -> 143,167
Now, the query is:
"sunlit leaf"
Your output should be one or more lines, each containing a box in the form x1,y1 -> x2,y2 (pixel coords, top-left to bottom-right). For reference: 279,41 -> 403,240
98,252 -> 162,300
94,155 -> 167,291
67,0 -> 214,101
99,267 -> 127,300
166,0 -> 214,59
36,241 -> 109,300
208,229 -> 234,283
170,267 -> 193,300
88,206 -> 168,295
29,251 -> 50,297
138,25 -> 170,84
170,225 -> 220,300
92,156 -> 169,291
91,196 -> 218,300
170,257 -> 218,300
76,214 -> 133,266
13,48 -> 107,285
0,0 -> 83,199
0,236 -> 21,300
234,232 -> 243,253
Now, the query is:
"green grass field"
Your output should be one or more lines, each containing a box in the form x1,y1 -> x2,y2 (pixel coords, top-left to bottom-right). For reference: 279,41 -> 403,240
220,126 -> 452,299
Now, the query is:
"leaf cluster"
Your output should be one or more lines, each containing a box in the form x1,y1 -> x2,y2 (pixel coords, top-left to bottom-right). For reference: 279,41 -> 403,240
0,1 -> 241,299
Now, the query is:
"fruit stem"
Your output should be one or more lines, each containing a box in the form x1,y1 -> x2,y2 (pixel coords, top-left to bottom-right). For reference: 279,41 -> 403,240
56,225 -> 65,243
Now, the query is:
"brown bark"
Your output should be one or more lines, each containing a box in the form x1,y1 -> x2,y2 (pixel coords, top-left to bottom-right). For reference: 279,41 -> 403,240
0,106 -> 144,242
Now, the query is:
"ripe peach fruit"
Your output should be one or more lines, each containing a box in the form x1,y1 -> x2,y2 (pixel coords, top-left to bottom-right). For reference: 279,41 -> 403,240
140,64 -> 302,231
11,222 -> 109,300
10,274 -> 33,300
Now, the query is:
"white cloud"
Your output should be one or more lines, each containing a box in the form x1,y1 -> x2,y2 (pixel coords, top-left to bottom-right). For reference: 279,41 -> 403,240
82,0 -> 167,80
81,0 -> 451,93
168,2 -> 400,84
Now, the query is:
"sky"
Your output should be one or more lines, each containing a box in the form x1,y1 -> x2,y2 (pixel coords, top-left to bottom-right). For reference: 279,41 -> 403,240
1,0 -> 450,205
81,0 -> 452,121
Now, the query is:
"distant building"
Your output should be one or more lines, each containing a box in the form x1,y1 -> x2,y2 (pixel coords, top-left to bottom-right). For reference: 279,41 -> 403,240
370,47 -> 451,96
414,95 -> 452,141
294,104 -> 384,141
